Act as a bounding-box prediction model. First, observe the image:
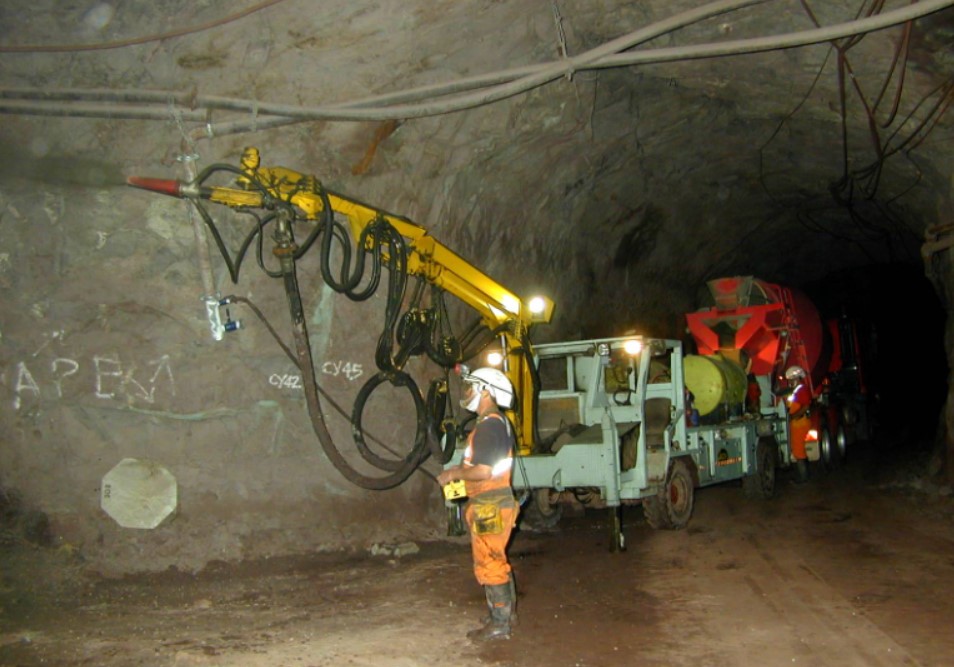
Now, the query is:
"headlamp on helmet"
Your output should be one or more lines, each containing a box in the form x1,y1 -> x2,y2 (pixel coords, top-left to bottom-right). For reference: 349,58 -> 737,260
784,366 -> 806,382
459,367 -> 515,412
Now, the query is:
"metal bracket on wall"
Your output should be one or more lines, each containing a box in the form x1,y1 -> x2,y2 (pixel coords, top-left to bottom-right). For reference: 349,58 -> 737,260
203,295 -> 241,341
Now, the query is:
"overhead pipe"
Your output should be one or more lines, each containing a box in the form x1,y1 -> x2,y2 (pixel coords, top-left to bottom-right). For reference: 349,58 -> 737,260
593,0 -> 954,69
0,0 -> 951,124
0,0 -> 771,124
0,99 -> 207,121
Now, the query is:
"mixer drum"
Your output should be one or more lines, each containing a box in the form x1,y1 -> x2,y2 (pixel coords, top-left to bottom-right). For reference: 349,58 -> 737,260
684,353 -> 748,417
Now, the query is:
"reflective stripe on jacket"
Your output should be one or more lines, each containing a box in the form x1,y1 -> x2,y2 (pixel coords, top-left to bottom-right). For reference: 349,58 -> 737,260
463,412 -> 514,498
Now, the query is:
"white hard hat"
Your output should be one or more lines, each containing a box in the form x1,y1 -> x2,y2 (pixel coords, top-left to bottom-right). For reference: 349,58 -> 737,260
784,366 -> 806,381
460,367 -> 515,411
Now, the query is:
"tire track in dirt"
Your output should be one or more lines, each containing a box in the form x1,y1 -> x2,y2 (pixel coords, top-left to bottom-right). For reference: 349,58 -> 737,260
741,533 -> 920,667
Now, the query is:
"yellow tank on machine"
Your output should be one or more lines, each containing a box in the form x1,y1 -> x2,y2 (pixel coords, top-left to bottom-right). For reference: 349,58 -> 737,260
683,353 -> 747,417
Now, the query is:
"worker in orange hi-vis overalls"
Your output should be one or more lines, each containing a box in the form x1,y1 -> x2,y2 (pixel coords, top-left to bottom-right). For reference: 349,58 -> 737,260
437,367 -> 519,642
784,366 -> 812,483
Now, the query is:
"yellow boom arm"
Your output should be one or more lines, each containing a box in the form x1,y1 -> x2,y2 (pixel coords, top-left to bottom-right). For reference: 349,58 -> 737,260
130,147 -> 552,454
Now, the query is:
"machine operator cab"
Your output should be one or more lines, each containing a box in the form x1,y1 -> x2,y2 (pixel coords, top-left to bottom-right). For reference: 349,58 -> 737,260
530,337 -> 683,456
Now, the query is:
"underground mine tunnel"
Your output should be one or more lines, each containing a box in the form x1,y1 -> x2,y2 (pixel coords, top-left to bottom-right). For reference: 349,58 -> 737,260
0,2 -> 953,665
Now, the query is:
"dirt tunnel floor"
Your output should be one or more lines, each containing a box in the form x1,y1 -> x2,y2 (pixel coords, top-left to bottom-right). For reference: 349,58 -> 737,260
2,448 -> 954,667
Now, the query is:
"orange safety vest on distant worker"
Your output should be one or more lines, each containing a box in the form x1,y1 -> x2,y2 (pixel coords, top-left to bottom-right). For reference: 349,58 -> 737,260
786,382 -> 812,460
462,411 -> 518,587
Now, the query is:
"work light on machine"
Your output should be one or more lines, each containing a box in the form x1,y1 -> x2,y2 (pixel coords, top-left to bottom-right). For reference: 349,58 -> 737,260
486,350 -> 504,367
526,295 -> 555,324
623,339 -> 643,356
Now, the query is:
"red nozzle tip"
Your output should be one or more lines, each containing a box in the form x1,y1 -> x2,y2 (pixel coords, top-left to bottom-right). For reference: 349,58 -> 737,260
126,176 -> 183,197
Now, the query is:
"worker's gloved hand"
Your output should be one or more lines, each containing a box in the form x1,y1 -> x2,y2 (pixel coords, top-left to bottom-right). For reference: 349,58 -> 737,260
436,469 -> 454,486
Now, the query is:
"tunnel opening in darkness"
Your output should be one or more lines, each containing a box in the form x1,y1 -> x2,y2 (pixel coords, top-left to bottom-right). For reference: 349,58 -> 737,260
806,262 -> 948,451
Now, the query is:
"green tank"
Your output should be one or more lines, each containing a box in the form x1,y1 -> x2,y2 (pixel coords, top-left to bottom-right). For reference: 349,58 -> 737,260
683,353 -> 747,417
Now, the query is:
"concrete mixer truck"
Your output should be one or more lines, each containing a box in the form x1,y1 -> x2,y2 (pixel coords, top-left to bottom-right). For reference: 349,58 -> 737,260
685,276 -> 871,481
449,275 -> 871,548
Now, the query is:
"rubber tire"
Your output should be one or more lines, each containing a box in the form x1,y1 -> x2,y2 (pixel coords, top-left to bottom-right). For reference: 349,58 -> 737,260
520,488 -> 562,531
819,425 -> 836,470
742,439 -> 777,499
834,424 -> 848,466
643,457 -> 695,530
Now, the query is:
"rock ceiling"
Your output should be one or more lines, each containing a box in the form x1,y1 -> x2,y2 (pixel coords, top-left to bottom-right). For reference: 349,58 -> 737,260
1,0 -> 951,335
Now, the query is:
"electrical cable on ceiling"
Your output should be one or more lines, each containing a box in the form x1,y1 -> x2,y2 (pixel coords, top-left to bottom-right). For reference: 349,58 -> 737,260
752,0 -> 951,267
3,0 -> 951,130
757,47 -> 833,206
0,0 -> 772,123
800,0 -> 950,209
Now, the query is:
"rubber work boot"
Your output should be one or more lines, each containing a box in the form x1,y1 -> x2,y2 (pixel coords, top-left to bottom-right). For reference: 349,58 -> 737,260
467,583 -> 513,641
793,459 -> 810,484
478,574 -> 518,628
508,573 -> 519,628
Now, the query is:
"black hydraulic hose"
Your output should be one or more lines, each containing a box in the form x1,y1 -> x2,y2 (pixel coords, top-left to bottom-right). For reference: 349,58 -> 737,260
183,163 -> 459,487
234,211 -> 274,278
350,370 -> 429,472
319,208 -> 386,301
457,317 -> 501,361
291,182 -> 331,260
420,288 -> 464,368
458,316 -> 486,348
227,293 -> 439,483
279,186 -> 429,484
458,321 -> 513,366
425,320 -> 461,368
256,215 -> 284,278
144,161 -> 439,488
191,164 -> 260,279
373,228 -> 411,372
281,257 -> 423,490
425,376 -> 457,464
195,162 -> 263,192
392,282 -> 429,367
187,163 -> 291,283
189,162 -> 329,280
460,333 -> 499,365
426,336 -> 461,369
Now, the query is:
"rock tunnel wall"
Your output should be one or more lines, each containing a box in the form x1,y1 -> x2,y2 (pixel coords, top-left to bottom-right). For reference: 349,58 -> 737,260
0,158 -> 446,573
0,0 -> 952,573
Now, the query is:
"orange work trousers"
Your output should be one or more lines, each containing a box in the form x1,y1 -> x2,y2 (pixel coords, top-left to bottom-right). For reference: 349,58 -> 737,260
465,495 -> 519,586
790,415 -> 811,460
